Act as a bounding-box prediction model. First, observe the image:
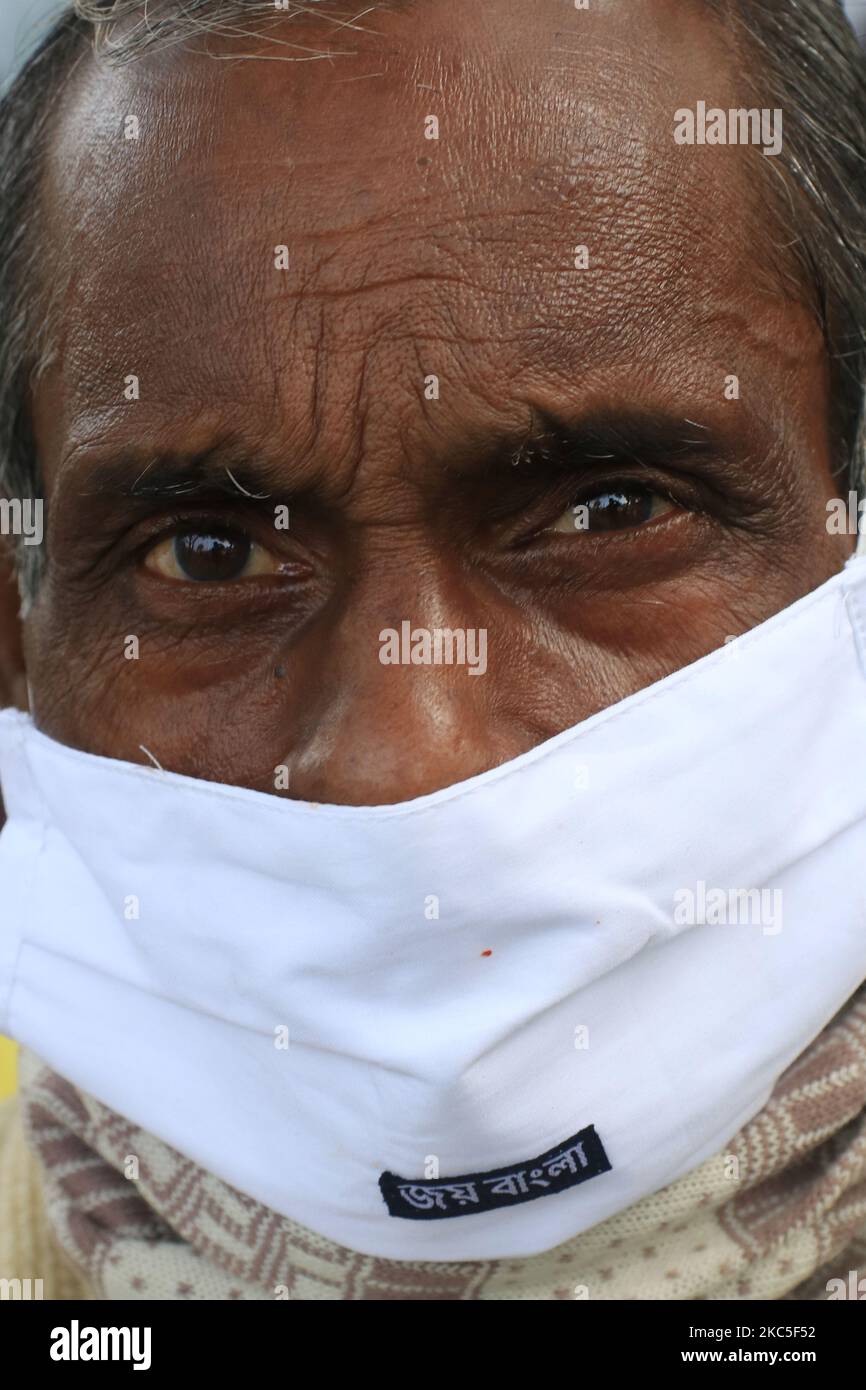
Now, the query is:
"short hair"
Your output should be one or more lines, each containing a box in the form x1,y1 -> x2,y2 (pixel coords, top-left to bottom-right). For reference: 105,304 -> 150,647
1,0 -> 865,603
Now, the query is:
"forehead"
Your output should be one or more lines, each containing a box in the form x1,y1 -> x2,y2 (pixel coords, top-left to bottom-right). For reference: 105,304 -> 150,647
36,0 -> 808,480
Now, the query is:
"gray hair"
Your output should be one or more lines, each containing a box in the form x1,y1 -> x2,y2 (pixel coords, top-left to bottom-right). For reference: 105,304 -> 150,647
1,0 -> 865,605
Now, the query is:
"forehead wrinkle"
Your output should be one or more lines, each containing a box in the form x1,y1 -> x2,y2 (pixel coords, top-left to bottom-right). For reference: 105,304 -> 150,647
40,109 -> 796,418
45,152 -> 772,356
33,0 -> 813,496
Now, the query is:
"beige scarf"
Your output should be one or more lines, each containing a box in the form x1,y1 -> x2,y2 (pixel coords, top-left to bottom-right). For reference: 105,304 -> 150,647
17,986 -> 866,1300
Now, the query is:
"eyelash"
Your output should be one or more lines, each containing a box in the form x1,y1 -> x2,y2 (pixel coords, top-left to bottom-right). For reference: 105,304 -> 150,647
507,472 -> 702,547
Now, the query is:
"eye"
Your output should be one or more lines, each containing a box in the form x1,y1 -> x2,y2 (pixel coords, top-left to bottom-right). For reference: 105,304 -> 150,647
144,527 -> 281,582
549,484 -> 677,534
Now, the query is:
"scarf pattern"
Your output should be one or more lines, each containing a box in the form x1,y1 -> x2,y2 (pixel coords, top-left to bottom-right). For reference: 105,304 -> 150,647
17,985 -> 866,1300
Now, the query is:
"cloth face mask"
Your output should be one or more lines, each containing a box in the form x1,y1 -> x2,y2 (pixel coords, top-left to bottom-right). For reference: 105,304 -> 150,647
2,557 -> 866,1263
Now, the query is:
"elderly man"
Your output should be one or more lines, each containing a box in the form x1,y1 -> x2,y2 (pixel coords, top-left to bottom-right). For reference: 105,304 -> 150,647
0,0 -> 865,1305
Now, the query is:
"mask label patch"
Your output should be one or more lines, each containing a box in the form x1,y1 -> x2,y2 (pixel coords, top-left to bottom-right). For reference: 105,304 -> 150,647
379,1124 -> 612,1220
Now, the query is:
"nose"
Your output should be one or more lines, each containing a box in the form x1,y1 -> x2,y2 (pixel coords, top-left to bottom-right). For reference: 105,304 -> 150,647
281,547 -> 517,806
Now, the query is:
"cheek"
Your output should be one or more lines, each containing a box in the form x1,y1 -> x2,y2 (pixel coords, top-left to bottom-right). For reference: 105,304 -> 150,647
574,518 -> 850,684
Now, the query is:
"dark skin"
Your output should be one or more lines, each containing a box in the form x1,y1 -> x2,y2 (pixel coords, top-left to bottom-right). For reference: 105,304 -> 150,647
0,0 -> 855,805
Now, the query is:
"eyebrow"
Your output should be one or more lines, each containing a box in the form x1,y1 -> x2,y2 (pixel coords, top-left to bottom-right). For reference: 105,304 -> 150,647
57,403 -> 743,512
68,444 -> 288,505
506,409 -> 720,473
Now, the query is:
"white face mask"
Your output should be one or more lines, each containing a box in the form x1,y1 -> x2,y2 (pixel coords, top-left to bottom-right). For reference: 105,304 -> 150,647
2,556 -> 866,1262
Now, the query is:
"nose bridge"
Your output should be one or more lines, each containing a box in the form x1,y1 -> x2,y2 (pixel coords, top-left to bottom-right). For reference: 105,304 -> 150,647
285,540 -> 499,806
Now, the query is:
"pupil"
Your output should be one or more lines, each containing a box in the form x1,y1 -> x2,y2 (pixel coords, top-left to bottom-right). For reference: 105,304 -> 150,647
586,488 -> 653,530
173,531 -> 251,581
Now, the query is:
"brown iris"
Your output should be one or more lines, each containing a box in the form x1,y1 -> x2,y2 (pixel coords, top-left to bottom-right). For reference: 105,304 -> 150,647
584,487 -> 656,531
551,484 -> 671,535
172,530 -> 252,582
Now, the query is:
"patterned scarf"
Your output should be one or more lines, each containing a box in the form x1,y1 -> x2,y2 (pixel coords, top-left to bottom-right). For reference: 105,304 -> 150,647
17,985 -> 866,1300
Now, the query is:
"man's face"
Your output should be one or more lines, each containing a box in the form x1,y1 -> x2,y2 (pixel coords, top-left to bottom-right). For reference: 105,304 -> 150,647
18,0 -> 853,803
